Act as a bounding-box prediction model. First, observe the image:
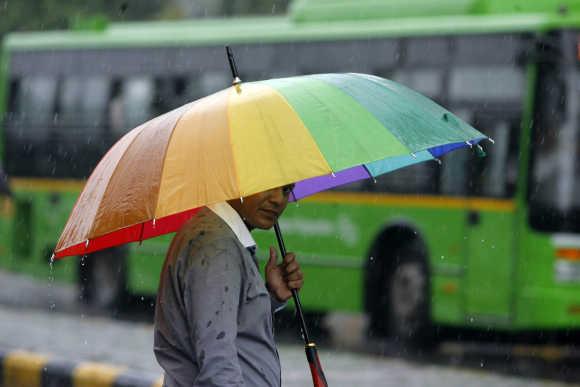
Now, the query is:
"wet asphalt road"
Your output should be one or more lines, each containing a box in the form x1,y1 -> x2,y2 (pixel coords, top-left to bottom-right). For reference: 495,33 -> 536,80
1,269 -> 579,387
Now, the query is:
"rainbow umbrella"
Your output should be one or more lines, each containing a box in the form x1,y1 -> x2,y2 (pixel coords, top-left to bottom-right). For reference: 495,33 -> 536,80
54,67 -> 487,387
54,73 -> 486,258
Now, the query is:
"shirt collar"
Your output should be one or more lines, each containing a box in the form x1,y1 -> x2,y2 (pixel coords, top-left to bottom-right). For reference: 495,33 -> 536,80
207,202 -> 256,248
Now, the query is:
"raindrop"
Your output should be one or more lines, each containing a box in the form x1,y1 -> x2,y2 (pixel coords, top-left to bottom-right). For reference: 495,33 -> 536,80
216,331 -> 225,340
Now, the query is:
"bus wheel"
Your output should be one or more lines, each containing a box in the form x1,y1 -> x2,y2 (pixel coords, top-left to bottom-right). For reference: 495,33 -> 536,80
377,241 -> 435,348
78,247 -> 127,311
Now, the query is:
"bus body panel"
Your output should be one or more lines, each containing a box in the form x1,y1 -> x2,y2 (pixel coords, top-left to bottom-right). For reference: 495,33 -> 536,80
2,2 -> 580,335
464,207 -> 516,326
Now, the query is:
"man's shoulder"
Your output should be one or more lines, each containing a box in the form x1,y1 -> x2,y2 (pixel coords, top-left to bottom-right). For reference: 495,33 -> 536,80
175,208 -> 243,256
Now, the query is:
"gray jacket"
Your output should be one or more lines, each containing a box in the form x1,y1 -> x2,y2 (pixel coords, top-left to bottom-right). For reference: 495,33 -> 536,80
154,207 -> 282,387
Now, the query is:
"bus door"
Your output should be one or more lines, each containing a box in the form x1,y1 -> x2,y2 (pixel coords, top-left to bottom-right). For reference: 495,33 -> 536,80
463,113 -> 520,325
443,41 -> 525,325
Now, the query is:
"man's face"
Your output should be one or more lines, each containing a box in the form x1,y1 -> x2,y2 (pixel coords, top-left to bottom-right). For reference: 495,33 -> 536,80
228,184 -> 294,230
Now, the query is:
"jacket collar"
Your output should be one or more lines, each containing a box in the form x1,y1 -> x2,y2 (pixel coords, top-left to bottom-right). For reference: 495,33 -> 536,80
207,202 -> 256,248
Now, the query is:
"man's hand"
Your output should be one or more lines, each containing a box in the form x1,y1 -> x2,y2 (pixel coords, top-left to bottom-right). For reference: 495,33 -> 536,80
265,246 -> 304,302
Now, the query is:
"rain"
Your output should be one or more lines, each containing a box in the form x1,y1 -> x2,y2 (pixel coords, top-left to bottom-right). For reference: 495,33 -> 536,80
1,1 -> 580,386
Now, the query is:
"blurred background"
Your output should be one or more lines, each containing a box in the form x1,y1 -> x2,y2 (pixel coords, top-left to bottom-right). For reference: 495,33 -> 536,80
1,0 -> 580,386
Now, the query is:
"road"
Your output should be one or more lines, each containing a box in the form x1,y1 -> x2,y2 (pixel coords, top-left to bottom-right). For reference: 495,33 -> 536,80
0,270 -> 578,387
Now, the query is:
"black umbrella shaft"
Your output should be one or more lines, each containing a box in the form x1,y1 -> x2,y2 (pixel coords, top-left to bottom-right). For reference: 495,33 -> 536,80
274,221 -> 311,345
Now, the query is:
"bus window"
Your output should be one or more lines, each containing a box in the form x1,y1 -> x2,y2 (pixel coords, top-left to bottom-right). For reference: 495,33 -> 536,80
5,77 -> 57,177
153,77 -> 194,115
480,121 -> 512,197
449,66 -> 524,102
15,77 -> 57,143
391,69 -> 443,100
440,148 -> 470,196
440,109 -> 472,196
468,118 -> 518,198
59,76 -> 110,140
529,65 -> 580,232
55,76 -> 111,178
111,77 -> 154,137
373,160 -> 438,194
406,37 -> 449,67
198,72 -> 229,96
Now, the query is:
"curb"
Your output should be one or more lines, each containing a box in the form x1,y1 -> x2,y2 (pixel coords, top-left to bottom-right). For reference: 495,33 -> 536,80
0,349 -> 162,387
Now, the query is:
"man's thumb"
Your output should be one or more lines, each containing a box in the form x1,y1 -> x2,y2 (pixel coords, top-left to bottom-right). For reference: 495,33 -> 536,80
267,246 -> 277,267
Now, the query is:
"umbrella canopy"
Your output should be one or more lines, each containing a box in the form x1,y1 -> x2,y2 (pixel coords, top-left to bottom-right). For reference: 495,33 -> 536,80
54,73 -> 486,259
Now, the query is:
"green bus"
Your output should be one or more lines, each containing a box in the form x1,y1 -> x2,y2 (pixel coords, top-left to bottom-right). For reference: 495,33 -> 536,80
2,0 -> 580,344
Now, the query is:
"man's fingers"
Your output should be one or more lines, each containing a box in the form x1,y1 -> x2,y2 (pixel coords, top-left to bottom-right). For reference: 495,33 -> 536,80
268,246 -> 277,266
287,279 -> 304,290
284,261 -> 300,277
283,252 -> 296,264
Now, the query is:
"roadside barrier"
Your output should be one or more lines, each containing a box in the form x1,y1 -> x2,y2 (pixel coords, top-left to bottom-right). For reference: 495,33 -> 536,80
0,349 -> 162,387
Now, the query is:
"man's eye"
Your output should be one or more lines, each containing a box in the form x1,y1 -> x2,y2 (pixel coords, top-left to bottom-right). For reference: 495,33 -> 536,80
282,185 -> 294,195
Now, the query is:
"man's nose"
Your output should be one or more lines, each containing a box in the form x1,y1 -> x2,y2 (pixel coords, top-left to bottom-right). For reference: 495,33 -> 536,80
268,187 -> 286,206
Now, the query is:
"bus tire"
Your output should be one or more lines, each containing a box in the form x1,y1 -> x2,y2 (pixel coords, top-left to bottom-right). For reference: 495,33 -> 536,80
374,240 -> 436,348
78,247 -> 128,311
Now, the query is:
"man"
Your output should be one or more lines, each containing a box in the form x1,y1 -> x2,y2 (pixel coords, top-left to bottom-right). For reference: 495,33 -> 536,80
154,184 -> 303,387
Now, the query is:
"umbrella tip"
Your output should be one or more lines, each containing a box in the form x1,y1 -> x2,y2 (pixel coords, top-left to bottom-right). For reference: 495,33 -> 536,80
225,46 -> 242,86
475,144 -> 487,158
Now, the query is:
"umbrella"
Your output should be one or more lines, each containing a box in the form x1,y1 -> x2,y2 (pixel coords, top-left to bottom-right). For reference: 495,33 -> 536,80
54,49 -> 488,387
54,74 -> 486,258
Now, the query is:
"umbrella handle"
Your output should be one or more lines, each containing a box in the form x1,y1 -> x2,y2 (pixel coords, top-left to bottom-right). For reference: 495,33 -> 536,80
274,222 -> 329,387
306,343 -> 329,387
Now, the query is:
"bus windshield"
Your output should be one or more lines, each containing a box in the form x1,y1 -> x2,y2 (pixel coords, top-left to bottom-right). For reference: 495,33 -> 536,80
529,63 -> 580,233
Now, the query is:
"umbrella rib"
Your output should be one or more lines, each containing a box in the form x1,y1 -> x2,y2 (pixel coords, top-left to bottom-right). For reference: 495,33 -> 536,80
225,87 -> 243,199
87,121 -> 155,240
55,127 -> 143,254
152,102 -> 196,220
